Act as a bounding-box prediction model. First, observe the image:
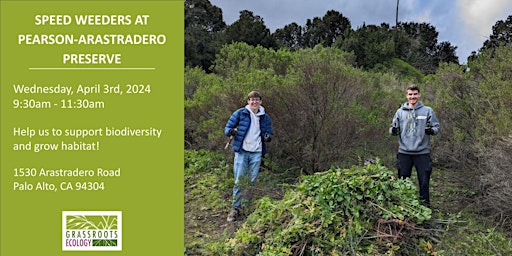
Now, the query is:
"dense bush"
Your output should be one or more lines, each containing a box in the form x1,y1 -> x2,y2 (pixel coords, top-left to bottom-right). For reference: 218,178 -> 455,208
478,136 -> 512,228
185,43 -> 408,172
428,45 -> 512,228
212,162 -> 432,255
265,46 -> 401,172
185,43 -> 289,152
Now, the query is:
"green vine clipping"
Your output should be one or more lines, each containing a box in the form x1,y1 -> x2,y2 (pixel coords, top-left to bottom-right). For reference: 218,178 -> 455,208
218,160 -> 432,255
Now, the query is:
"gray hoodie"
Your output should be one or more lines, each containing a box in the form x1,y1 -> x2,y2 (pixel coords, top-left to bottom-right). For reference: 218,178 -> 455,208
389,101 -> 440,154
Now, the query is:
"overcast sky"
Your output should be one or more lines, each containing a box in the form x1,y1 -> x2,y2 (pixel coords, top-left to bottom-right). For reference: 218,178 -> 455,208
209,0 -> 512,64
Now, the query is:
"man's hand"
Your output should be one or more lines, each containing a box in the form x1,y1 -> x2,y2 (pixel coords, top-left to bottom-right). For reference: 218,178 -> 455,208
264,133 -> 271,142
392,127 -> 400,136
229,128 -> 237,136
425,127 -> 434,135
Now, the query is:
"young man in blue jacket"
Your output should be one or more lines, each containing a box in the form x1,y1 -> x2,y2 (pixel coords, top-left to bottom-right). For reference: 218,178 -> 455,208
389,85 -> 439,208
224,91 -> 273,222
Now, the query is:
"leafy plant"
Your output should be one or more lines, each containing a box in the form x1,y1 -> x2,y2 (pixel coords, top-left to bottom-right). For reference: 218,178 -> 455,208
214,161 -> 433,255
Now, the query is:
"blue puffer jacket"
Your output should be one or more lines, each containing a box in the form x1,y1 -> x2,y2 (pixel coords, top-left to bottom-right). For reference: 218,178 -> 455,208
224,106 -> 273,155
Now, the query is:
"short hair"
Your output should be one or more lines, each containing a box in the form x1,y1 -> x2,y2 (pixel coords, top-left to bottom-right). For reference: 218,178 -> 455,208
247,91 -> 262,100
406,85 -> 420,93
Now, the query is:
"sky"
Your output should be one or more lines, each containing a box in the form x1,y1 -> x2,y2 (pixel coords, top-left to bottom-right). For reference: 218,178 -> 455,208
209,0 -> 512,64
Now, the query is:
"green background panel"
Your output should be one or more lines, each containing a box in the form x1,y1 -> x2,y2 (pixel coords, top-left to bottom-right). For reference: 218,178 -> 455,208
1,1 -> 184,255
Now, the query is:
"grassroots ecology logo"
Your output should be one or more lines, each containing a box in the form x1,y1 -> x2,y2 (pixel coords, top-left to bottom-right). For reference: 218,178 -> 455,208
62,211 -> 122,251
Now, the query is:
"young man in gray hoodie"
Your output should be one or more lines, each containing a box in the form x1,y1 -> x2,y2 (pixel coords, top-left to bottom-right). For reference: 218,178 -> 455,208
389,85 -> 439,207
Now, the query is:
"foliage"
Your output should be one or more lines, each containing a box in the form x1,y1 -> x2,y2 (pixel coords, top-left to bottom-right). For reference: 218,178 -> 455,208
185,149 -> 230,174
213,162 -> 433,255
372,58 -> 425,83
422,62 -> 475,169
184,67 -> 228,149
477,136 -> 512,228
184,150 -> 233,255
184,149 -> 232,213
185,0 -> 226,71
395,22 -> 458,74
186,2 -> 460,73
436,211 -> 512,255
302,10 -> 351,48
481,15 -> 512,52
185,43 -> 293,152
428,44 -> 512,228
467,45 -> 512,145
213,42 -> 294,77
185,8 -> 512,234
333,21 -> 458,73
338,23 -> 395,70
273,22 -> 304,50
185,149 -> 512,256
266,46 -> 398,172
224,10 -> 276,49
433,41 -> 459,65
186,43 -> 405,171
184,5 -> 512,252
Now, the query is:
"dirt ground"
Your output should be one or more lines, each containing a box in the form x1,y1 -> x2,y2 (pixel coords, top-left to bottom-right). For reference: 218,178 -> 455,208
184,166 -> 288,255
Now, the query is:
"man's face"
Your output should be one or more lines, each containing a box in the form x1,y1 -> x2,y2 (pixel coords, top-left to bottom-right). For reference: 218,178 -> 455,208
406,89 -> 420,106
247,97 -> 261,112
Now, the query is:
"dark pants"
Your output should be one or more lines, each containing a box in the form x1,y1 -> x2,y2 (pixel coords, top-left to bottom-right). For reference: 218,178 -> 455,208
396,153 -> 432,207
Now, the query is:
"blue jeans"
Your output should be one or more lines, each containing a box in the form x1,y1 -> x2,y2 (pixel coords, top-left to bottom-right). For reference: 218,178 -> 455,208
232,150 -> 262,209
396,153 -> 433,207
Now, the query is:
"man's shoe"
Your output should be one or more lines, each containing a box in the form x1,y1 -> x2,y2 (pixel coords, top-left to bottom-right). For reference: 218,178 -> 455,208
227,208 -> 239,222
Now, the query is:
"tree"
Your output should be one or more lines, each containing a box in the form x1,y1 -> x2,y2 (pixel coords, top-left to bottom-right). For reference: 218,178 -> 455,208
396,22 -> 458,73
273,22 -> 304,50
302,17 -> 325,48
481,15 -> 512,51
321,10 -> 351,46
434,41 -> 459,65
338,23 -> 395,70
398,22 -> 438,51
185,0 -> 226,71
396,22 -> 438,73
302,10 -> 351,48
224,10 -> 275,49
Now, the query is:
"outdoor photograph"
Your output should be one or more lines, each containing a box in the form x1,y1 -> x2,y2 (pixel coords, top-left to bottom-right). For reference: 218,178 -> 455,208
184,0 -> 512,255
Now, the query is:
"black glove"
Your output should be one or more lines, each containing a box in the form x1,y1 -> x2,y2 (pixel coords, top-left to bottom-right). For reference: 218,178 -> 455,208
264,133 -> 271,142
229,128 -> 237,136
425,127 -> 434,135
391,127 -> 400,136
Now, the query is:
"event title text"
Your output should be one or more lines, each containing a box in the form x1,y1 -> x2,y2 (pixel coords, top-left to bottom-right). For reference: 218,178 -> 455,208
18,14 -> 167,65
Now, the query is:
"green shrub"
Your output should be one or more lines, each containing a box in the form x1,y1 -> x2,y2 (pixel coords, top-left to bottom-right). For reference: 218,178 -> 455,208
428,45 -> 512,228
185,43 -> 408,172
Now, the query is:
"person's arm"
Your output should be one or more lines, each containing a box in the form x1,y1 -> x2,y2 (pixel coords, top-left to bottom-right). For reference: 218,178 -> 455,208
427,109 -> 440,135
224,110 -> 240,137
389,111 -> 400,136
263,115 -> 273,142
